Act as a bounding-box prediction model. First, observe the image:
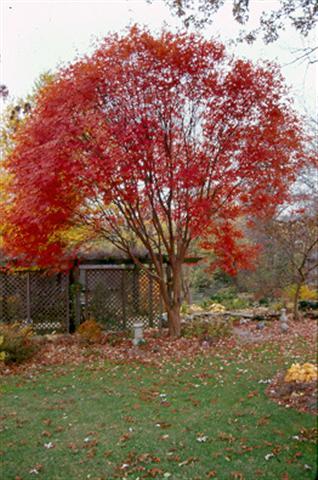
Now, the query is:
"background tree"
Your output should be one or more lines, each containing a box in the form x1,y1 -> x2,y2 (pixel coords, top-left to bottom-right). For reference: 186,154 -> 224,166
244,120 -> 318,316
0,85 -> 9,100
236,221 -> 293,301
0,74 -> 55,252
0,73 -> 55,156
275,116 -> 318,320
156,0 -> 318,63
264,209 -> 318,320
2,27 -> 308,336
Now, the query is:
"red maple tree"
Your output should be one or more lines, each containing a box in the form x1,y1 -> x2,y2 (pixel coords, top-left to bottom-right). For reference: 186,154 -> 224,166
2,27 -> 308,336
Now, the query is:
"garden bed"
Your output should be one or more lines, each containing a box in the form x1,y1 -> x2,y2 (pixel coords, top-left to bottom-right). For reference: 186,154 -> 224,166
1,318 -> 316,378
266,372 -> 317,415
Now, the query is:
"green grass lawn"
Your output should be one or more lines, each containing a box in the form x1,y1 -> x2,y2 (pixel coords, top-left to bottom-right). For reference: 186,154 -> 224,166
0,341 -> 316,480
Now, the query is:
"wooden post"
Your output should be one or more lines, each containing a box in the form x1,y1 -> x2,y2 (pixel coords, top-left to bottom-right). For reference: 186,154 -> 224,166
85,269 -> 88,320
148,275 -> 154,328
75,282 -> 81,328
69,261 -> 81,332
158,283 -> 164,332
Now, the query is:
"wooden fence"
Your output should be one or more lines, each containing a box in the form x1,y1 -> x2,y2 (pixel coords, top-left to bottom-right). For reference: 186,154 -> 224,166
0,266 -> 162,333
0,271 -> 69,333
79,265 -> 162,331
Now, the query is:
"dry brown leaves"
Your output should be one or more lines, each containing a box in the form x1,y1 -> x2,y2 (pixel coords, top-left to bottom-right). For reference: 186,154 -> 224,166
266,372 -> 317,415
0,329 -> 223,376
0,318 -> 316,382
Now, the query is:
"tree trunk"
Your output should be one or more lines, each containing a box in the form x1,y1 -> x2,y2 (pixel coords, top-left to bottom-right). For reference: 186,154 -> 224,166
159,260 -> 183,338
167,304 -> 181,337
293,282 -> 302,321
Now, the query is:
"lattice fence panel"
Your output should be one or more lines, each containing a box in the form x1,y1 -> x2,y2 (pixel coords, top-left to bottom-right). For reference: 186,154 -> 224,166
0,272 -> 27,323
82,267 -> 162,331
124,270 -> 161,329
29,273 -> 69,333
84,269 -> 124,330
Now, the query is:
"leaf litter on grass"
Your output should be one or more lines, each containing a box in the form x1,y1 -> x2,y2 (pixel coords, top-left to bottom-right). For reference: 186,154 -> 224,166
0,318 -> 316,479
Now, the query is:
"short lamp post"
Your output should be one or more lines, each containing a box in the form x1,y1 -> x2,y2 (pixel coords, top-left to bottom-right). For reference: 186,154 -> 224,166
280,308 -> 288,332
132,322 -> 144,346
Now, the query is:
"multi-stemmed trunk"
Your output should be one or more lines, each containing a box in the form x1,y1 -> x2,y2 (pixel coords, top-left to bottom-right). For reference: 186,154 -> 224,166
158,260 -> 183,338
167,304 -> 182,337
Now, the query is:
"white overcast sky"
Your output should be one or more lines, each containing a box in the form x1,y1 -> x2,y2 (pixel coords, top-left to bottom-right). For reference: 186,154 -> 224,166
0,0 -> 317,117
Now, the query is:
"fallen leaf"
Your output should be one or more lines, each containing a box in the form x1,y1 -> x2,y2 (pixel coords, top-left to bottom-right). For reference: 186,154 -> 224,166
44,442 -> 54,449
231,472 -> 245,479
207,471 -> 217,478
197,435 -> 208,443
247,390 -> 259,399
178,456 -> 198,466
265,453 -> 274,460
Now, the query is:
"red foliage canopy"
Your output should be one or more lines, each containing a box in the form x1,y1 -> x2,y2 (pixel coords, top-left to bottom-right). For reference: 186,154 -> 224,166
3,27 -> 307,274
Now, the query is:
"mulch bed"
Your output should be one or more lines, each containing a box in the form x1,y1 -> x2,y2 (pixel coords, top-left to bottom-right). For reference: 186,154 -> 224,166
0,329 -> 236,376
266,372 -> 317,415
